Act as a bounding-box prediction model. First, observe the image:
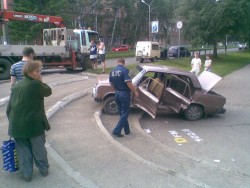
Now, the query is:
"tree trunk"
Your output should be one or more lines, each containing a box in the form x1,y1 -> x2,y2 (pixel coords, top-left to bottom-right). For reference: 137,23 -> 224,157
213,42 -> 218,58
110,9 -> 119,49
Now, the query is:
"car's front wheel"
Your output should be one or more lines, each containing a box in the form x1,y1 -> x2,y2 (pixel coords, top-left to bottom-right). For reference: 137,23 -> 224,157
103,96 -> 119,115
184,104 -> 203,121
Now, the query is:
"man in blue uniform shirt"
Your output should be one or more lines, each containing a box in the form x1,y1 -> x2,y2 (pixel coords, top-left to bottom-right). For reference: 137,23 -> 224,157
109,58 -> 139,137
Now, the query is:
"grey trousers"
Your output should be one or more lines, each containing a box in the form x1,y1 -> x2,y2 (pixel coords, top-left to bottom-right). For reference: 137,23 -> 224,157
15,132 -> 49,177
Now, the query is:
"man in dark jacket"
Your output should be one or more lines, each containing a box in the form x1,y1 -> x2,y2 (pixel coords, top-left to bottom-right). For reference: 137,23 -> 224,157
6,60 -> 52,182
109,58 -> 139,137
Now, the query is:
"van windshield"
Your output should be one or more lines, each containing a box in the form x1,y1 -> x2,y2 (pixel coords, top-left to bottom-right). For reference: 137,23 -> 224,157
152,44 -> 159,50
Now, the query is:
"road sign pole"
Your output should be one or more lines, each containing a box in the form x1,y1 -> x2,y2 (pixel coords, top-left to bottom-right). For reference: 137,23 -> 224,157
177,21 -> 182,58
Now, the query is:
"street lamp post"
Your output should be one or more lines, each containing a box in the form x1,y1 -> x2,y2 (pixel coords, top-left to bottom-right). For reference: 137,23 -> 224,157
82,0 -> 99,30
141,0 -> 155,41
1,0 -> 7,44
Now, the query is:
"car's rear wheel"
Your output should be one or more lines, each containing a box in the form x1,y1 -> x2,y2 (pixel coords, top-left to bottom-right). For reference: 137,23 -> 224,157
103,96 -> 119,115
184,104 -> 203,121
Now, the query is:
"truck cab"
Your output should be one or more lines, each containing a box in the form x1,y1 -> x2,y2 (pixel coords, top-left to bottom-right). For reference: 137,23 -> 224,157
42,28 -> 99,70
43,28 -> 99,55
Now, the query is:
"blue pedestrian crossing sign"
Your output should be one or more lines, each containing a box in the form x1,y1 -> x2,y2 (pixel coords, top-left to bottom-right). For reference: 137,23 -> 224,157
151,21 -> 159,33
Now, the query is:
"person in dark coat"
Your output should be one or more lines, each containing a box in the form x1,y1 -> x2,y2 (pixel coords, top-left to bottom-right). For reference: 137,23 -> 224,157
6,60 -> 52,182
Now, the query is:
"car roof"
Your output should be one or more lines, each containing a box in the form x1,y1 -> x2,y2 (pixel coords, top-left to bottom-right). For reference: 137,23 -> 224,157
138,64 -> 202,88
137,41 -> 159,44
169,45 -> 186,48
138,64 -> 191,75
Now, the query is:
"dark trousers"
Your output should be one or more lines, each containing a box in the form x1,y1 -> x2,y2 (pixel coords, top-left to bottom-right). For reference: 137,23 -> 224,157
113,91 -> 130,135
15,132 -> 49,178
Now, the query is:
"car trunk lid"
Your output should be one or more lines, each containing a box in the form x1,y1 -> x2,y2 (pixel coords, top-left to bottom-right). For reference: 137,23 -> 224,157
198,71 -> 222,92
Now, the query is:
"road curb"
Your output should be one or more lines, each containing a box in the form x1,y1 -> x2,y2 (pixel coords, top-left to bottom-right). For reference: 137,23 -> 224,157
0,76 -> 89,107
0,96 -> 10,106
0,79 -> 10,84
45,89 -> 99,188
46,91 -> 88,119
94,110 -> 209,188
46,89 -> 206,187
49,76 -> 89,88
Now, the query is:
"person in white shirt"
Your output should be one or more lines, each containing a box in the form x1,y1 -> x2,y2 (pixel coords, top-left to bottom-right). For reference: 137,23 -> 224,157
204,54 -> 212,72
98,39 -> 106,73
190,52 -> 202,76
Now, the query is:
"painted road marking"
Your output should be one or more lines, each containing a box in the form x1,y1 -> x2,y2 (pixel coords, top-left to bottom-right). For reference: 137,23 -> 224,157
169,129 -> 203,145
182,129 -> 203,143
169,130 -> 187,145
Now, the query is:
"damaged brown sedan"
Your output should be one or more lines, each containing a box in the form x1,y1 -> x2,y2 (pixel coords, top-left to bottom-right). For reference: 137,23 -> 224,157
92,64 -> 226,121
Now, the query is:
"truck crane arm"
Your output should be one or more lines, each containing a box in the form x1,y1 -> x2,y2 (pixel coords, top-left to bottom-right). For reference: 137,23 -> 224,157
0,9 -> 65,27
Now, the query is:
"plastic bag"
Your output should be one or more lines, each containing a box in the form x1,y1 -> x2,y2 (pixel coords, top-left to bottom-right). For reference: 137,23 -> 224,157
1,139 -> 19,172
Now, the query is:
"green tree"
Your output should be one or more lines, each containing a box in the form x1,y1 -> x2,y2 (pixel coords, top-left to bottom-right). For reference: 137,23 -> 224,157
175,0 -> 249,57
8,0 -> 71,44
153,0 -> 174,44
106,0 -> 137,45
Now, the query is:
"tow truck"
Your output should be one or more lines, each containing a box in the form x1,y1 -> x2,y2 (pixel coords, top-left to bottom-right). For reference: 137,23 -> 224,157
0,9 -> 99,80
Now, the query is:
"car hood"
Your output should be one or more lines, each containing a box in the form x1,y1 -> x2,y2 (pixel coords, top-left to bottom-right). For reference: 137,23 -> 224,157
198,71 -> 222,92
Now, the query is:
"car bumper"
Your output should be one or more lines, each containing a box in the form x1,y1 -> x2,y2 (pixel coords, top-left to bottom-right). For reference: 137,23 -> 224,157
168,53 -> 177,57
135,56 -> 142,61
215,108 -> 226,114
92,87 -> 102,103
136,56 -> 150,61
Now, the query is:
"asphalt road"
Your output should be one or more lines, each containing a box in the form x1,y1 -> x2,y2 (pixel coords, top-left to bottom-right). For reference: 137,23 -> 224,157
138,64 -> 250,186
101,64 -> 250,187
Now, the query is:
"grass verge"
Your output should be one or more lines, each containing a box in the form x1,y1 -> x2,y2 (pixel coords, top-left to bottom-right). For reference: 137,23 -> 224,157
106,50 -> 135,59
88,51 -> 250,77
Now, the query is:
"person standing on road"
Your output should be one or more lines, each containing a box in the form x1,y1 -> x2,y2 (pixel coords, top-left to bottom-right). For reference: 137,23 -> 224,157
6,60 -> 52,182
89,40 -> 98,70
98,39 -> 106,73
190,52 -> 202,76
109,58 -> 139,137
204,54 -> 212,72
10,47 -> 35,87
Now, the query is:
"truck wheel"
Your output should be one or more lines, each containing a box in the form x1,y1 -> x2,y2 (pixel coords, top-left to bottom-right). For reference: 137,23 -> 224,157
66,67 -> 73,71
0,58 -> 11,80
184,104 -> 203,121
85,56 -> 91,69
81,56 -> 91,71
103,96 -> 119,115
81,61 -> 87,71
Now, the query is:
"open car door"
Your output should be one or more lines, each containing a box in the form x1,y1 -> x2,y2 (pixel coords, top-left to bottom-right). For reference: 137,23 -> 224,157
162,75 -> 192,113
133,78 -> 163,119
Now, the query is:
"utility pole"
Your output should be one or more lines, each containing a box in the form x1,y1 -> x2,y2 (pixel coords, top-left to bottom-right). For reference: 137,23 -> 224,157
1,0 -> 7,44
141,0 -> 155,41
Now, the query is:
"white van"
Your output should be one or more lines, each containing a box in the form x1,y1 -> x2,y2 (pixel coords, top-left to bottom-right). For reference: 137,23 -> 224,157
135,41 -> 161,63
